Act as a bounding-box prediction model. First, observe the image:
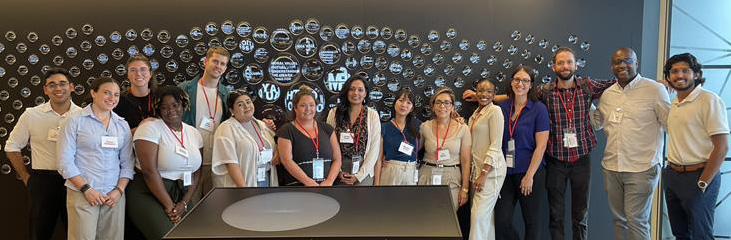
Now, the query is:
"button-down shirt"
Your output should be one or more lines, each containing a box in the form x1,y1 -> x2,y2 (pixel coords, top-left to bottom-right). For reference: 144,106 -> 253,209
4,102 -> 81,170
667,86 -> 729,165
57,105 -> 135,193
598,75 -> 670,172
537,76 -> 615,162
499,99 -> 550,174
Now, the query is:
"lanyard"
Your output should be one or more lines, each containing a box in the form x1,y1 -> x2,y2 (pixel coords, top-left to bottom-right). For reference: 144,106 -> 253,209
557,86 -> 577,127
508,101 -> 526,139
250,121 -> 266,150
201,86 -> 219,121
166,124 -> 185,149
295,120 -> 320,158
392,119 -> 418,155
433,119 -> 451,160
350,108 -> 365,152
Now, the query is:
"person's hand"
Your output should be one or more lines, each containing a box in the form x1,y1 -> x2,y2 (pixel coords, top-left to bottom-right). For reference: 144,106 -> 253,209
104,189 -> 122,207
83,188 -> 107,206
451,111 -> 465,124
169,202 -> 187,223
520,175 -> 534,196
271,155 -> 281,165
462,90 -> 477,102
263,118 -> 277,132
304,179 -> 320,186
338,172 -> 357,185
458,189 -> 469,206
320,178 -> 335,186
471,174 -> 486,192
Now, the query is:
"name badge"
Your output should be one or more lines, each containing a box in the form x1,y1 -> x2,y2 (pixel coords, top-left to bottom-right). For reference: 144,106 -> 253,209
312,158 -> 325,180
413,168 -> 419,184
339,132 -> 354,144
563,129 -> 578,148
101,136 -> 119,149
506,139 -> 516,168
431,167 -> 443,185
259,148 -> 273,164
398,142 -> 414,155
609,108 -> 623,123
47,128 -> 60,142
175,145 -> 189,158
351,155 -> 362,174
183,171 -> 192,186
199,117 -> 215,132
257,167 -> 266,183
437,149 -> 450,161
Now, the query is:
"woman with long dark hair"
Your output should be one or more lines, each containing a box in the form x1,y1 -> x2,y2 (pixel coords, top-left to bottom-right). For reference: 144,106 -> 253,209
375,88 -> 421,185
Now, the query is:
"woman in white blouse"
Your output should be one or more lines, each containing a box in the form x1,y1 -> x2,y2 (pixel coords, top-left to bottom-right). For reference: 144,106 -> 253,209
326,76 -> 381,185
212,90 -> 279,187
468,79 -> 507,240
126,85 -> 204,240
418,87 -> 472,210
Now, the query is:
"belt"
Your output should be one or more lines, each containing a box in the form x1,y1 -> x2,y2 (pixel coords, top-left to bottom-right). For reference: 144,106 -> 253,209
423,162 -> 460,168
668,162 -> 705,172
31,169 -> 60,175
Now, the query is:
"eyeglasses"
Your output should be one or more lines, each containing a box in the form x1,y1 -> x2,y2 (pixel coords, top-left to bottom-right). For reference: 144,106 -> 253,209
45,81 -> 69,89
434,100 -> 453,107
128,67 -> 150,73
511,78 -> 531,85
612,58 -> 635,65
669,68 -> 693,75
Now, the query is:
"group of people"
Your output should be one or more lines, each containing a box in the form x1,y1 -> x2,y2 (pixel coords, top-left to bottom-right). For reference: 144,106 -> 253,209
3,45 -> 725,240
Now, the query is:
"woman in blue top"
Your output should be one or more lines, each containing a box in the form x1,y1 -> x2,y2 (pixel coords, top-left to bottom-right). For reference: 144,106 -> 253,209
375,88 -> 421,185
495,65 -> 550,240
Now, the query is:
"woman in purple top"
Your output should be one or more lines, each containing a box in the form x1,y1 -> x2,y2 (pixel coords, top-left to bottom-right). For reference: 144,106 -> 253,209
495,65 -> 550,240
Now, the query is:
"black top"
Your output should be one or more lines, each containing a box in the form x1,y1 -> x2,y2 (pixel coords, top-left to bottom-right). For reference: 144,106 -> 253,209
277,121 -> 335,185
113,92 -> 154,129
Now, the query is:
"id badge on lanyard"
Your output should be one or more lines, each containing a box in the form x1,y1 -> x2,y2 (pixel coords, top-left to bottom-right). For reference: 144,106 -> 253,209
339,131 -> 354,143
350,155 -> 362,174
257,166 -> 267,183
563,128 -> 578,148
413,167 -> 419,184
506,139 -> 516,168
312,158 -> 325,180
200,117 -> 215,132
259,148 -> 273,165
437,149 -> 450,161
47,127 -> 60,142
183,171 -> 192,186
101,136 -> 119,149
398,142 -> 414,155
609,108 -> 623,123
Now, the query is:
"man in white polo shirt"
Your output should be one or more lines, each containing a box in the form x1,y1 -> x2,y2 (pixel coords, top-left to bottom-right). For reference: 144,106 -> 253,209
664,52 -> 728,240
4,67 -> 82,239
598,47 -> 670,240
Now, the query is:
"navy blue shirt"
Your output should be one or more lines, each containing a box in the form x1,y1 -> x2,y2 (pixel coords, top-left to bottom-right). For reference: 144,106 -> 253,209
381,119 -> 422,162
499,99 -> 550,174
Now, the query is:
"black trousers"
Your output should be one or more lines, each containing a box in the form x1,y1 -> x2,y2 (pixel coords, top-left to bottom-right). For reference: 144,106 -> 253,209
494,167 -> 546,240
545,154 -> 591,240
27,170 -> 67,240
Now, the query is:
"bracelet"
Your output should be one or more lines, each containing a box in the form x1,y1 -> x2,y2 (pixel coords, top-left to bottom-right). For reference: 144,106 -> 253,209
114,186 -> 124,195
79,184 -> 91,193
461,188 -> 469,193
481,168 -> 489,173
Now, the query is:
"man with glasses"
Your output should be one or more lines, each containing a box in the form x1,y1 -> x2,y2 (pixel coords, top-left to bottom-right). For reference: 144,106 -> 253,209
598,47 -> 670,240
663,53 -> 727,240
5,67 -> 81,239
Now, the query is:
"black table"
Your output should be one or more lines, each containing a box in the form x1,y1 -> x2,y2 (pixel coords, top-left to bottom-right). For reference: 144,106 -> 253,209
164,186 -> 462,239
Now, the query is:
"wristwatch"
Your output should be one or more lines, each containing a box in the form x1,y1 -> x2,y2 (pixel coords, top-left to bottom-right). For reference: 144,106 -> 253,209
697,180 -> 708,193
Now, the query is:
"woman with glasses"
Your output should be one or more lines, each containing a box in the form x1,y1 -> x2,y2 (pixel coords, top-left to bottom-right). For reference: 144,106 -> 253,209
277,85 -> 342,186
326,77 -> 381,186
375,88 -> 421,185
418,87 -> 471,210
494,65 -> 550,240
126,86 -> 204,240
211,90 -> 279,187
467,79 -> 506,240
114,55 -> 158,133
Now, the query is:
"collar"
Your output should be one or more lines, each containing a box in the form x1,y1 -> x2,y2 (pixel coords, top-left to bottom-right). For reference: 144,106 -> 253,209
622,74 -> 643,90
39,101 -> 81,115
79,104 -> 123,122
673,85 -> 704,105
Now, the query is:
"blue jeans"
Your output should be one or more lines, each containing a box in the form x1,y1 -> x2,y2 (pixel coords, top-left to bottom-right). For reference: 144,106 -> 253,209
662,167 -> 720,240
602,165 -> 659,240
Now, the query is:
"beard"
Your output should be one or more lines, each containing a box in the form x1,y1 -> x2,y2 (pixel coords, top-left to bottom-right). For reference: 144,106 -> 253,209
556,70 -> 575,81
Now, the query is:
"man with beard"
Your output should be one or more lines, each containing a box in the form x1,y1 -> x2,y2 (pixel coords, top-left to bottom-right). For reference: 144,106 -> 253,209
598,47 -> 670,240
538,47 -> 615,240
663,53 -> 727,240
5,68 -> 82,239
178,47 -> 232,198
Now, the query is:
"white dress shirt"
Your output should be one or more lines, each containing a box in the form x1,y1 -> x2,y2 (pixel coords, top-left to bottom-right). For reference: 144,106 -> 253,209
598,75 -> 670,172
4,102 -> 81,170
667,86 -> 729,165
133,118 -> 203,181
